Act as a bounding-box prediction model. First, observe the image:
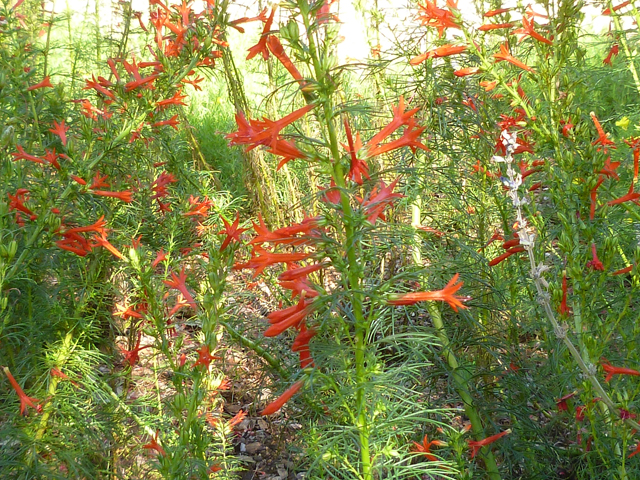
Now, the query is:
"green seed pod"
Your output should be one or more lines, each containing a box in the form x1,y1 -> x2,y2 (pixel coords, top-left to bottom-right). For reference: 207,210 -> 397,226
0,244 -> 8,258
7,240 -> 17,260
0,125 -> 14,148
0,296 -> 7,312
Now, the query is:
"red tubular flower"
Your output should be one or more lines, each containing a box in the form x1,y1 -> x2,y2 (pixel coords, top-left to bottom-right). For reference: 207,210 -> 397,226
586,243 -> 604,271
599,158 -> 621,179
91,232 -> 125,259
3,366 -> 42,415
410,44 -> 467,66
269,139 -> 307,170
412,434 -> 445,461
468,430 -> 510,459
192,345 -> 221,369
612,265 -> 633,275
590,112 -> 616,152
234,246 -> 311,278
343,118 -> 369,184
387,273 -> 469,312
11,145 -> 46,165
279,263 -> 326,281
163,266 -> 198,310
367,119 -> 428,157
559,272 -> 572,316
417,0 -> 460,37
512,17 -> 552,45
84,75 -> 115,99
454,67 -> 481,77
260,380 -> 305,415
601,358 -> 640,382
250,214 -> 319,247
8,190 -> 37,221
265,298 -> 316,337
143,430 -> 167,456
479,22 -> 515,31
119,333 -> 151,367
603,1 -> 632,15
151,115 -> 179,130
27,75 -> 53,91
246,6 -> 276,60
48,120 -> 69,146
183,195 -> 213,218
484,8 -> 511,17
556,392 -> 576,412
266,36 -> 305,83
603,44 -> 619,65
50,368 -> 80,387
114,302 -> 144,319
629,442 -> 640,458
91,190 -> 134,203
366,97 -> 420,151
493,42 -> 535,73
575,405 -> 586,422
608,182 -> 640,206
218,213 -> 248,251
624,137 -> 640,180
359,179 -> 404,224
62,216 -> 107,236
488,246 -> 525,266
156,90 -> 187,109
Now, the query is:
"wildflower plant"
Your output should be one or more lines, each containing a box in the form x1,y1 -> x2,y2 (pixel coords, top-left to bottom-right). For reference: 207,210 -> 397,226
223,1 -> 472,478
0,0 -> 245,477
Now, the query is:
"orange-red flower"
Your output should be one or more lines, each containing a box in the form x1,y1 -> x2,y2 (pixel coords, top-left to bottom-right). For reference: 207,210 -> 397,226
246,6 -> 276,60
27,75 -> 53,91
488,246 -> 525,266
590,112 -> 616,152
603,1 -> 632,15
387,273 -> 469,312
410,44 -> 467,66
119,333 -> 151,367
412,434 -> 445,461
260,380 -> 304,415
556,392 -> 576,412
11,145 -> 46,165
468,430 -> 510,458
479,22 -> 515,31
601,358 -> 640,382
91,190 -> 134,203
417,0 -> 460,37
512,17 -> 552,45
493,42 -> 535,73
454,67 -> 481,77
558,272 -> 572,316
143,430 -> 167,456
192,345 -> 221,369
607,182 -> 640,206
365,96 -> 420,152
603,44 -> 619,65
343,118 -> 369,184
265,298 -> 316,337
3,366 -> 42,415
48,120 -> 69,146
218,212 -> 248,251
586,243 -> 604,271
266,36 -> 305,83
163,266 -> 198,310
484,7 -> 511,17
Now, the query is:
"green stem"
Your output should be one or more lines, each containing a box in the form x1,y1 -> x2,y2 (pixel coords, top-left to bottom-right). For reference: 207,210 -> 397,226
426,304 -> 502,480
301,6 -> 371,477
218,320 -> 289,379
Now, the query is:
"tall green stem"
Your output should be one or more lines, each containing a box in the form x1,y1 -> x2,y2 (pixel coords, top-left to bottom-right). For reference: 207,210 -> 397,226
300,5 -> 371,477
